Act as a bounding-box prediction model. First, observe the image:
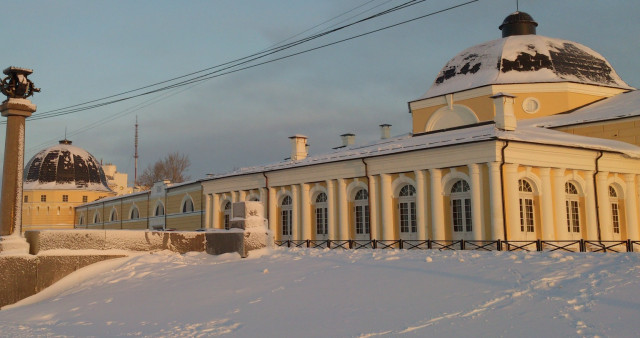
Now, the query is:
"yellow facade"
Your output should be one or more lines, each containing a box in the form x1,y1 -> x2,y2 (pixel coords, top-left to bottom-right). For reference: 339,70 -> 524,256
553,118 -> 640,147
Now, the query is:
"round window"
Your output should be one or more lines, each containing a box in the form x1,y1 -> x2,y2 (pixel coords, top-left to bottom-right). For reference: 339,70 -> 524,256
522,97 -> 540,114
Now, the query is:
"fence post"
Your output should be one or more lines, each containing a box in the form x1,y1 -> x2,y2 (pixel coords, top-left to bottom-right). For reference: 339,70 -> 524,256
536,239 -> 542,252
627,239 -> 632,252
399,239 -> 403,249
349,240 -> 353,249
427,239 -> 432,250
497,239 -> 502,251
306,239 -> 310,248
460,240 -> 465,250
372,239 -> 377,249
287,240 -> 291,248
327,239 -> 331,249
579,239 -> 585,252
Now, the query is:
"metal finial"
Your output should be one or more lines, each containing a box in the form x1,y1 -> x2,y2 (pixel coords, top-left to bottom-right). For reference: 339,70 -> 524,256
0,67 -> 40,99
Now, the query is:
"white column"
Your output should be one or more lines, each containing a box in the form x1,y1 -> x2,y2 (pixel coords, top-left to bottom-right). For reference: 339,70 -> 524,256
552,168 -> 567,240
300,183 -> 311,240
231,191 -> 238,203
291,185 -> 300,240
205,194 -> 212,228
268,188 -> 277,233
595,172 -> 611,240
585,171 -> 599,240
504,164 -> 519,240
211,193 -> 220,229
337,178 -> 349,239
487,163 -> 504,240
326,180 -> 337,240
367,175 -> 379,240
429,169 -> 445,240
539,168 -> 555,240
380,174 -> 394,240
415,170 -> 427,241
468,164 -> 484,241
238,190 -> 247,202
624,174 -> 639,241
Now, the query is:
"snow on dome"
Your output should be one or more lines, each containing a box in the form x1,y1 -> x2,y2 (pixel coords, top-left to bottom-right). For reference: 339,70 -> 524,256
23,140 -> 112,191
420,34 -> 633,100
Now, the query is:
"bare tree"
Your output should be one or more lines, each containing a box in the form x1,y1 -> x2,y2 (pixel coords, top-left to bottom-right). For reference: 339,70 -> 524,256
138,151 -> 191,189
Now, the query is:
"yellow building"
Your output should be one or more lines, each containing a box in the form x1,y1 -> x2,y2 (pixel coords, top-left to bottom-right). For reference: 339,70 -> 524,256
23,139 -> 115,231
75,12 -> 640,250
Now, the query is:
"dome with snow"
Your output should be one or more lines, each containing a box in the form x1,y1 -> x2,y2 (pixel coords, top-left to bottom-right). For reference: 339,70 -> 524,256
420,12 -> 633,100
23,139 -> 111,191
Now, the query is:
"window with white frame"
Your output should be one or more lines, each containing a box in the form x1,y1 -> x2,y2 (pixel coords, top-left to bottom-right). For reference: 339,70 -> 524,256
315,193 -> 328,236
182,197 -> 195,213
609,186 -> 620,234
518,179 -> 535,233
450,180 -> 472,233
354,189 -> 370,235
398,185 -> 417,234
223,201 -> 231,230
130,206 -> 140,220
565,182 -> 580,233
280,196 -> 292,237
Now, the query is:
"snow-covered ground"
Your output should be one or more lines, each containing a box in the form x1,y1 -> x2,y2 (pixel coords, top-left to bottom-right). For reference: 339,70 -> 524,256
2,248 -> 639,337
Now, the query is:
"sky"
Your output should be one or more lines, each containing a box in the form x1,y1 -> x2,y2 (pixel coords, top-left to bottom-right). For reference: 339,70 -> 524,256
1,0 -> 638,186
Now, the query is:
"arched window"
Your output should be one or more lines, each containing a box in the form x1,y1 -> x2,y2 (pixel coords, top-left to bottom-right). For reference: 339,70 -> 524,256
565,182 -> 580,233
223,201 -> 231,230
280,196 -> 292,238
182,197 -> 195,213
518,179 -> 535,233
110,209 -> 118,222
155,203 -> 165,217
354,189 -> 370,237
315,193 -> 328,237
609,186 -> 620,234
78,215 -> 84,225
130,206 -> 140,220
398,185 -> 417,236
450,180 -> 472,233
93,212 -> 101,224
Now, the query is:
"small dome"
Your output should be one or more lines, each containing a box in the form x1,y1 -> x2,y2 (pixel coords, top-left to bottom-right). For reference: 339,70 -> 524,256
23,139 -> 111,191
499,11 -> 538,37
419,34 -> 633,100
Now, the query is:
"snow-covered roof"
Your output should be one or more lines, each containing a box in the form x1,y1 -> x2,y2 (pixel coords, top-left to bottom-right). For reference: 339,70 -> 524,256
23,141 -> 112,192
419,34 -> 633,100
209,122 -> 640,180
523,90 -> 640,128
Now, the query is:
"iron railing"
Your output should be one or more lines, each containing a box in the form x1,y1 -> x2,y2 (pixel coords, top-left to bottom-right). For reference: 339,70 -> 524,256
274,239 -> 638,252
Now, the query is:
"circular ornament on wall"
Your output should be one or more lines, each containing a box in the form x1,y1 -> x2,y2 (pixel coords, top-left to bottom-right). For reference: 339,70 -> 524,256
522,97 -> 540,114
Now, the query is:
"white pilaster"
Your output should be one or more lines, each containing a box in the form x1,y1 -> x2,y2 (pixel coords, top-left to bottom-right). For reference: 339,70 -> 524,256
337,178 -> 349,239
585,171 -> 599,240
595,172 -> 611,239
292,185 -> 300,240
238,190 -> 247,202
468,164 -> 484,241
539,168 -> 555,240
429,169 -> 445,240
624,174 -> 639,241
268,188 -> 277,233
326,180 -> 337,240
380,174 -> 394,240
367,175 -> 379,240
415,170 -> 427,241
211,193 -> 220,229
301,183 -> 311,240
504,164 -> 519,240
231,191 -> 238,203
487,162 -> 504,240
205,194 -> 212,229
552,168 -> 567,240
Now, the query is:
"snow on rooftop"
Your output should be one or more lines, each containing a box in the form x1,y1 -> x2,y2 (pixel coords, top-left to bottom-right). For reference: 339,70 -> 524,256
1,249 -> 639,336
419,35 -> 633,100
524,90 -> 640,128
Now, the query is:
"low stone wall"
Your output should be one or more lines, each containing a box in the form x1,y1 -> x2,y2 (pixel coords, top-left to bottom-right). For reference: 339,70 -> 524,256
0,254 -> 126,308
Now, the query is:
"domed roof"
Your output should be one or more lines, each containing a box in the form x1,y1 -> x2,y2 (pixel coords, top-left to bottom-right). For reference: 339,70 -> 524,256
23,139 -> 111,191
419,14 -> 633,100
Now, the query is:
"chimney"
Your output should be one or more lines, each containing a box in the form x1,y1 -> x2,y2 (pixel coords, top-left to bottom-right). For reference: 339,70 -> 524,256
289,134 -> 308,160
380,124 -> 391,139
341,133 -> 355,147
491,93 -> 517,131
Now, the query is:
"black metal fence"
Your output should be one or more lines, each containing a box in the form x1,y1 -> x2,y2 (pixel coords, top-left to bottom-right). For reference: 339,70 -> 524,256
274,239 -> 639,253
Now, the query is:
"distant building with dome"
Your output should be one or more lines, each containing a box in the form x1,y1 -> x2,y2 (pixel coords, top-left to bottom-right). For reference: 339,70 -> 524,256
22,139 -> 117,231
74,12 -> 640,249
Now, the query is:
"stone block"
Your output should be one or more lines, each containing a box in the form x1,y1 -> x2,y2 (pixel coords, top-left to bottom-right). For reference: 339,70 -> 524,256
205,232 -> 244,256
104,230 -> 165,251
26,230 -> 107,254
166,232 -> 205,253
232,201 -> 264,219
0,256 -> 37,308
